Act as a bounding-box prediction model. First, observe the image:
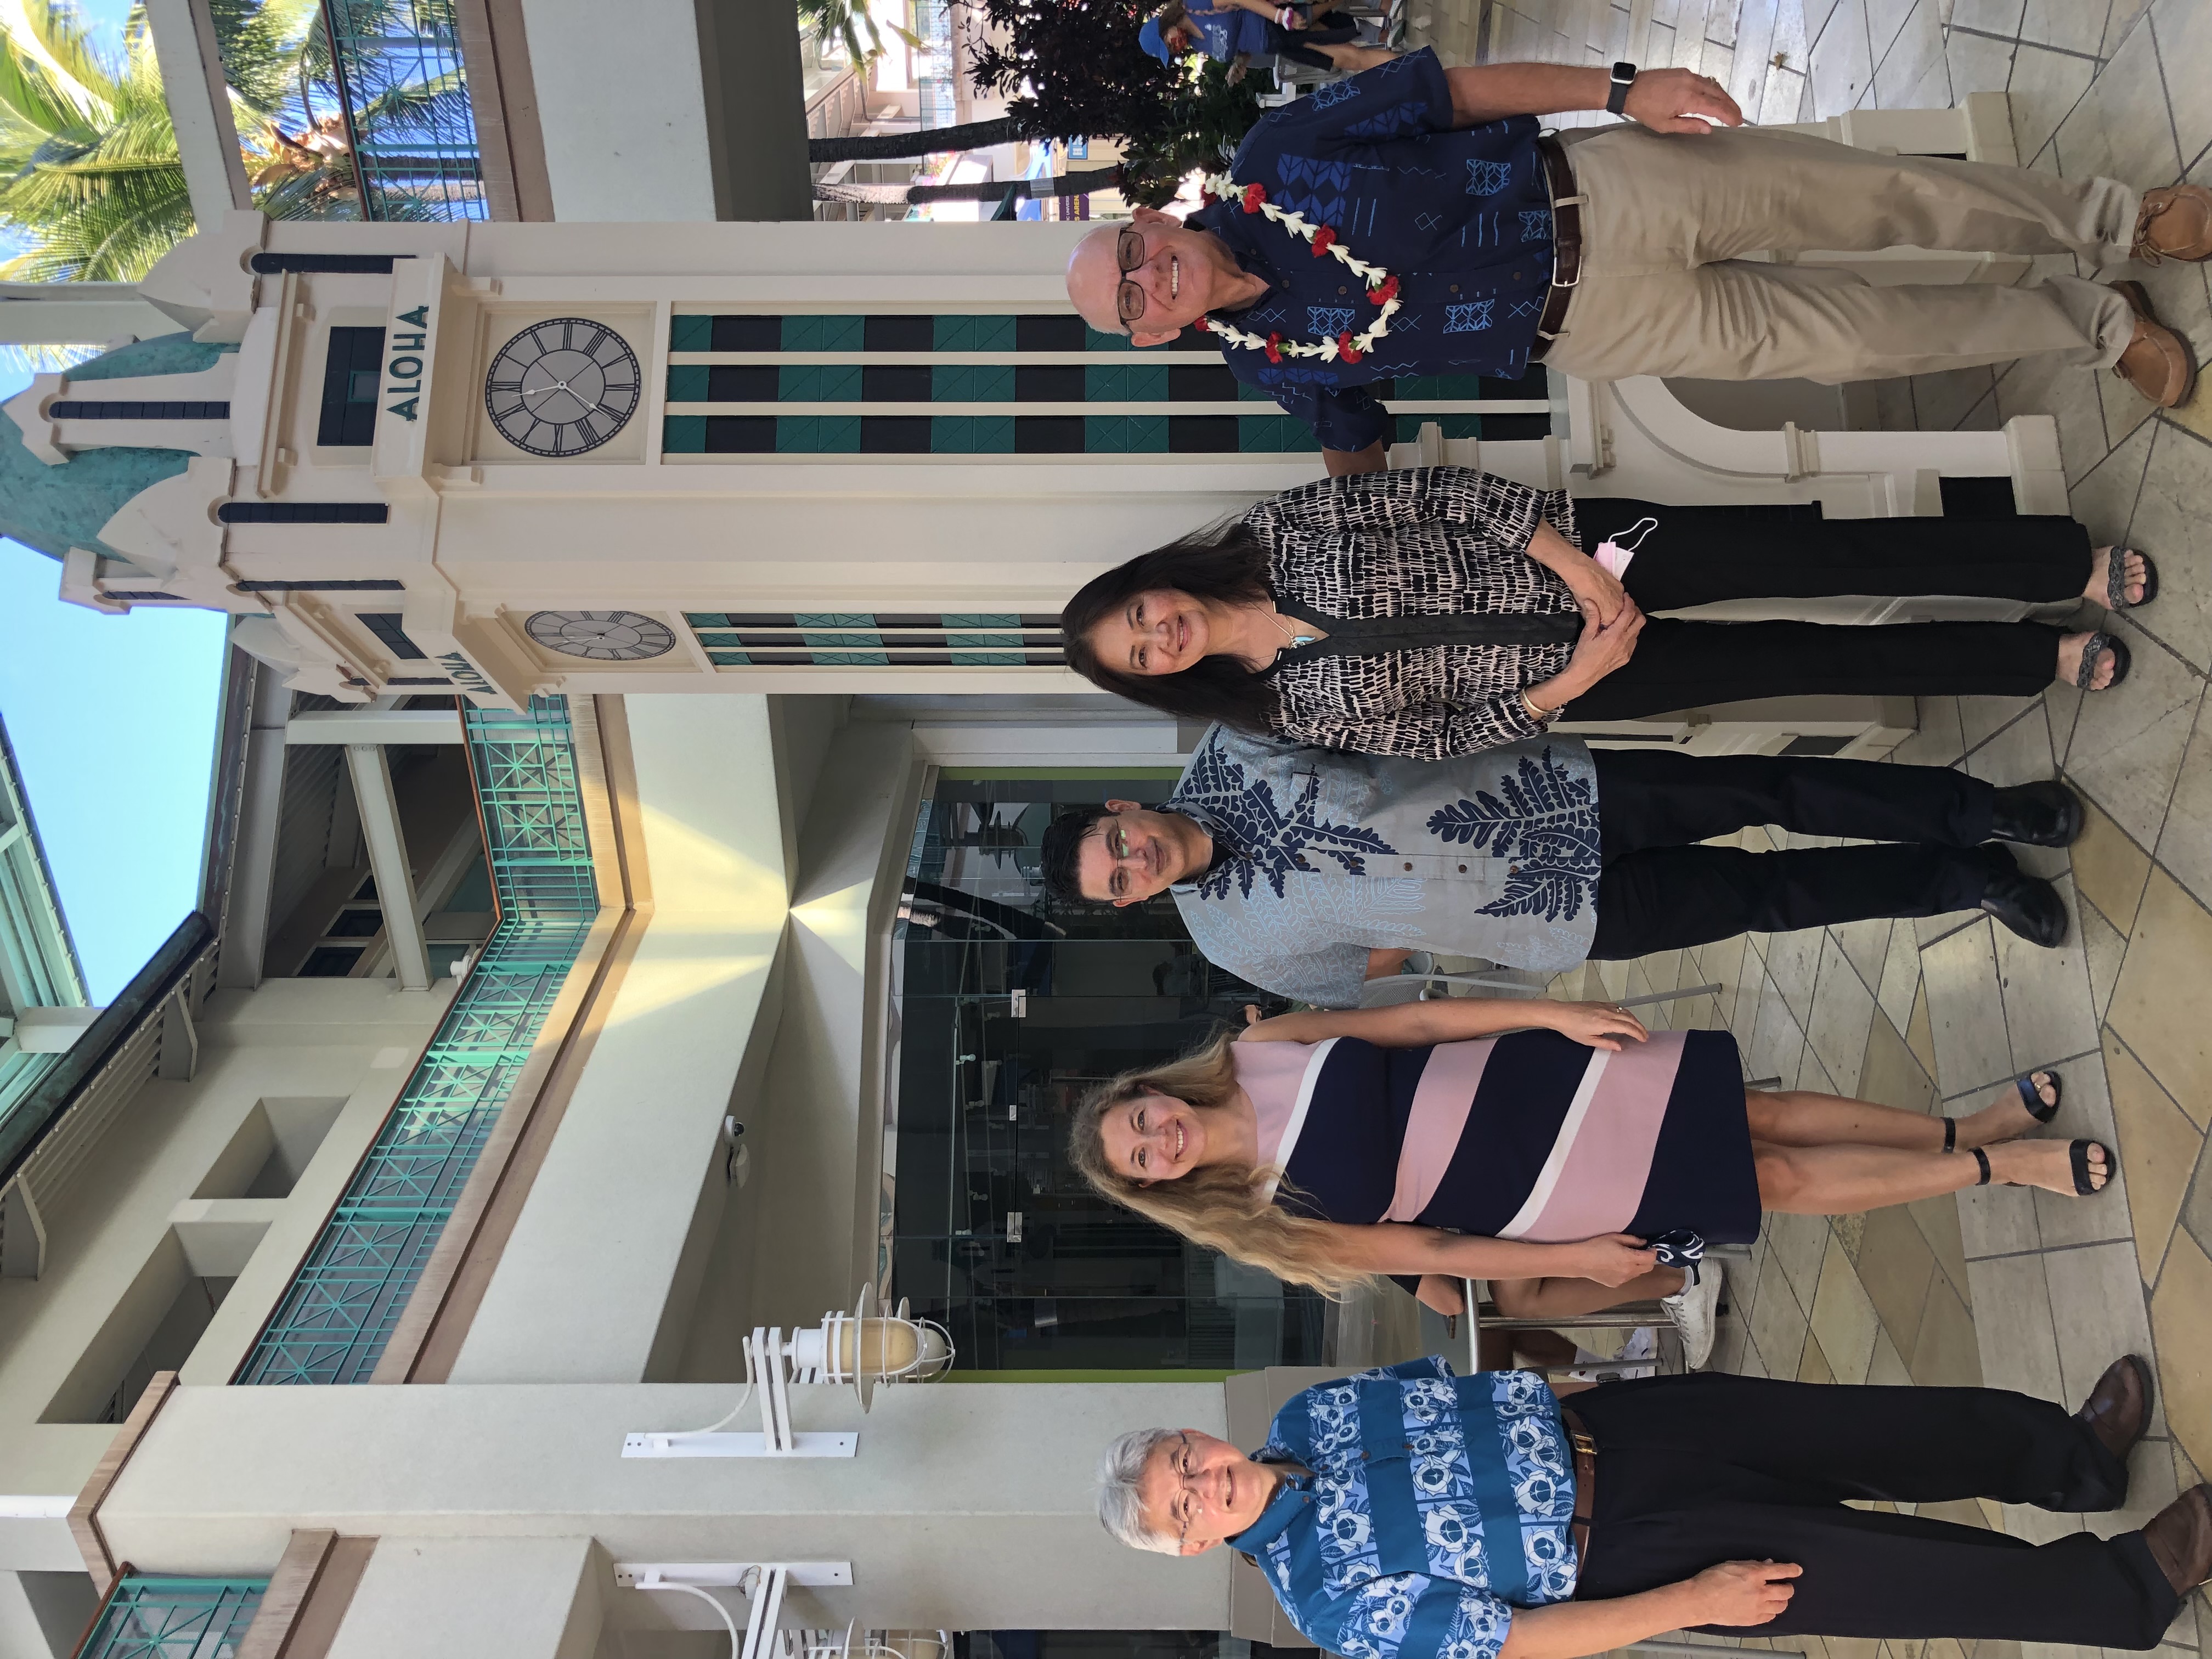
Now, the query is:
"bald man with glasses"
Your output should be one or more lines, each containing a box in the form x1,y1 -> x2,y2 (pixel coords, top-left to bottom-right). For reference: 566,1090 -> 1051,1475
1064,54 -> 2210,473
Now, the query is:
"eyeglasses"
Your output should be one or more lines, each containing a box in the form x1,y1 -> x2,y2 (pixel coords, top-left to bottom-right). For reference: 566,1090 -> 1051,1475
1115,227 -> 1149,329
1167,1431 -> 1199,1543
1094,816 -> 1141,899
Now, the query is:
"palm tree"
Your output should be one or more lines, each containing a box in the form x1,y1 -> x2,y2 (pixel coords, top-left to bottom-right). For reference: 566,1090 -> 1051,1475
800,0 -> 920,71
0,0 -> 459,284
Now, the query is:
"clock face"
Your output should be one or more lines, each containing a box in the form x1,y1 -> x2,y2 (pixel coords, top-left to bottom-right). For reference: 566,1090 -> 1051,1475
525,610 -> 676,662
484,318 -> 642,456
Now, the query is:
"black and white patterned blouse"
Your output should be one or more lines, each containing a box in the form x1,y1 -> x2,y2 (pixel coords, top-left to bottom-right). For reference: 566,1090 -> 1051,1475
1240,466 -> 1581,759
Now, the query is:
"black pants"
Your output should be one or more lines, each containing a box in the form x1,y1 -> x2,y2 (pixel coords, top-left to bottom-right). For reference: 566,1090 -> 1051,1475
1265,8 -> 1357,66
1568,1373 -> 2176,1648
1587,748 -> 1999,958
1560,501 -> 2093,719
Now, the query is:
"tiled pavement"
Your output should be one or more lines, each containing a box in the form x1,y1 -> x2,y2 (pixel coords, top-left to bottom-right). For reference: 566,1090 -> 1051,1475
1414,2 -> 2212,1652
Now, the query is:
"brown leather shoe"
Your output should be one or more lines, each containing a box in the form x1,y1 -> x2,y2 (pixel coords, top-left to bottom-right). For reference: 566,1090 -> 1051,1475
2076,1354 -> 2153,1459
2134,184 -> 2212,263
2143,1483 -> 2212,1594
2111,281 -> 2197,408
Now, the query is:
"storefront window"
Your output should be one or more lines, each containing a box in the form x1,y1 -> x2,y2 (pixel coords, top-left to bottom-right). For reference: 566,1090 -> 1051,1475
888,772 -> 1325,1372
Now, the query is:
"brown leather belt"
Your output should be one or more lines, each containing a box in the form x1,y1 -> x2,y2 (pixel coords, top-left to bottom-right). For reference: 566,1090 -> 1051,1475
1530,136 -> 1584,362
1562,1406 -> 1598,1571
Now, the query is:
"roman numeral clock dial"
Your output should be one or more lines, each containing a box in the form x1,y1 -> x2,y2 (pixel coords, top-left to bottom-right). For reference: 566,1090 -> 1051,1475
483,318 -> 642,456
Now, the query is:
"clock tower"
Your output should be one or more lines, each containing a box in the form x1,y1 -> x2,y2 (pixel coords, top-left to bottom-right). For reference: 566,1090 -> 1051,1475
9,208 -> 1502,708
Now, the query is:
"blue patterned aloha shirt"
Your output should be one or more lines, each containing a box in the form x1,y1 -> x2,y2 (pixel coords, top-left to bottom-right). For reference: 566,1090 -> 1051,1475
1166,725 -> 1601,1006
1187,48 -> 1555,453
1233,1359 -> 1579,1659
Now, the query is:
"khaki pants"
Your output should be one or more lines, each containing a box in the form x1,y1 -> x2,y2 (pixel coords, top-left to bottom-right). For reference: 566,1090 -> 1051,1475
1544,123 -> 2141,385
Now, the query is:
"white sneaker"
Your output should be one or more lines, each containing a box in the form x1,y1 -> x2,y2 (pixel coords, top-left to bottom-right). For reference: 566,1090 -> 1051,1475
1661,1259 -> 1725,1370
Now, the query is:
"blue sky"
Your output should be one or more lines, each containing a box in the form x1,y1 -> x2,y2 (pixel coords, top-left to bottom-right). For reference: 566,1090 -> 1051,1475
0,412 -> 231,1006
0,0 -> 236,1003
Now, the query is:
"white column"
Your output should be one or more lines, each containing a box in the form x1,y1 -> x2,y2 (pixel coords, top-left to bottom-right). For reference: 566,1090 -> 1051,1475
285,710 -> 468,746
217,665 -> 293,992
342,747 -> 433,991
141,0 -> 253,229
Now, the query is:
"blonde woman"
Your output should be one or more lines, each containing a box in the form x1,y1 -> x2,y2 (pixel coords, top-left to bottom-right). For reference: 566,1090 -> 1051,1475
1068,997 -> 2111,1365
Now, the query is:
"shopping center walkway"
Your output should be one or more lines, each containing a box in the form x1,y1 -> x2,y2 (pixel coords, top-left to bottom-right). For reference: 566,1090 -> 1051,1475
1416,4 -> 2212,1654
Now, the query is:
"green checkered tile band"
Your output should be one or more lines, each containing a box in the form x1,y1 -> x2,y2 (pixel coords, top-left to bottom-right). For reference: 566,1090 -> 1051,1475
683,612 -> 1065,667
662,413 -> 1326,454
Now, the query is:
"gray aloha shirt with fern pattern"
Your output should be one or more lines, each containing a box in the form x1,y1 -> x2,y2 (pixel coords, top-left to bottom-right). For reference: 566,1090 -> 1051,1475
1166,725 -> 1601,1008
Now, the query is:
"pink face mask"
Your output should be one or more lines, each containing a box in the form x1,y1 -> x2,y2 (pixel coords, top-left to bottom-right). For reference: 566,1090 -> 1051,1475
1594,516 -> 1658,579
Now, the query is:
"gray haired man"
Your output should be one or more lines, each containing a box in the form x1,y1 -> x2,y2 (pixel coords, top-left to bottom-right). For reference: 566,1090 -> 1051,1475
1099,1356 -> 2204,1659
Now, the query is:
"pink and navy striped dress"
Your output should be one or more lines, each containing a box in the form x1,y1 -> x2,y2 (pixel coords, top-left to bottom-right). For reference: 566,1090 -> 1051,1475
1232,1028 -> 1759,1246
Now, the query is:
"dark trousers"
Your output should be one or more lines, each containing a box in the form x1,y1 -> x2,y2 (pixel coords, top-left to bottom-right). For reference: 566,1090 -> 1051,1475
1265,10 -> 1358,66
1587,748 -> 1999,958
1560,501 -> 2092,719
1568,1373 -> 2177,1649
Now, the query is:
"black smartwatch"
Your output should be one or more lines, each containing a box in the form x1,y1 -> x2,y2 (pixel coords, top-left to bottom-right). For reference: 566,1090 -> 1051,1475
1606,60 -> 1637,116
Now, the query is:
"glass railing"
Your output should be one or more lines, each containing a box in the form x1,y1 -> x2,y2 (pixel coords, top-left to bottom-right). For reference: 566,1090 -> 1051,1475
237,698 -> 597,1384
81,1577 -> 267,1659
322,0 -> 487,221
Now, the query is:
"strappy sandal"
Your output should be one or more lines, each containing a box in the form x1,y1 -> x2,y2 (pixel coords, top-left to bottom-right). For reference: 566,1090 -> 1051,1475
1939,1069 -> 2063,1151
2106,548 -> 2160,611
1969,1138 -> 2116,1195
2076,631 -> 2132,691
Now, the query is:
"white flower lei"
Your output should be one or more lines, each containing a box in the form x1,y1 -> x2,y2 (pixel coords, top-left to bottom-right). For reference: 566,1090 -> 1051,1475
1194,171 -> 1402,363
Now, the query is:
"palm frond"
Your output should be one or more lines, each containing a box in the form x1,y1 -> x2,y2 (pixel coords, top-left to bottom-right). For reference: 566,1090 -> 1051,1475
0,34 -> 106,139
13,0 -> 122,106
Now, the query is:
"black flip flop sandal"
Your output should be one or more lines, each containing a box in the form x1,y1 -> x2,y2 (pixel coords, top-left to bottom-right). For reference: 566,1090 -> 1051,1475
1942,1069 -> 2066,1150
2077,631 -> 2132,691
1971,1137 -> 2115,1194
2072,1139 -> 2117,1196
2107,548 -> 2160,610
2016,1069 -> 2063,1124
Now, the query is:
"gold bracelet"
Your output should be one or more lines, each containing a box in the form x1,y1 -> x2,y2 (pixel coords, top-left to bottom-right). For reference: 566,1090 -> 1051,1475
1522,691 -> 1551,723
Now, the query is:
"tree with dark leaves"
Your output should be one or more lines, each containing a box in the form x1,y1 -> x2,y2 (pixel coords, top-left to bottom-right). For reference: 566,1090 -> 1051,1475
805,0 -> 1260,198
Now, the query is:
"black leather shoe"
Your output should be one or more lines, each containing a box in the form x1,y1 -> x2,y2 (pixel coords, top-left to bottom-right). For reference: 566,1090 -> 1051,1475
2078,1354 -> 2154,1460
1978,847 -> 2070,946
2145,1484 -> 2212,1594
1989,779 -> 2085,848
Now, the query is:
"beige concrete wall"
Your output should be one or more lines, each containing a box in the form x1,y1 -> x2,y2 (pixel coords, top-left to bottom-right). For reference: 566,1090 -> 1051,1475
324,1536 -> 604,1659
752,721 -> 923,1328
449,696 -> 791,1384
99,1380 -> 1231,1630
512,0 -> 717,222
0,978 -> 449,1542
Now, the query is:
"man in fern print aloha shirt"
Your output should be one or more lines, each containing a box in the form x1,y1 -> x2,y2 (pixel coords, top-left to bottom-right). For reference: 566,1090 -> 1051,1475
1040,724 -> 2073,1008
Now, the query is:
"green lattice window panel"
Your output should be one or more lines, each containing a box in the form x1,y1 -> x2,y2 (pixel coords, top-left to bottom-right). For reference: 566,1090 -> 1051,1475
82,1576 -> 267,1659
238,699 -> 598,1385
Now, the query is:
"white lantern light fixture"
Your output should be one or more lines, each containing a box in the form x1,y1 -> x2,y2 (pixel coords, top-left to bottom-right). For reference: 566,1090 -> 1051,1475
624,1286 -> 953,1459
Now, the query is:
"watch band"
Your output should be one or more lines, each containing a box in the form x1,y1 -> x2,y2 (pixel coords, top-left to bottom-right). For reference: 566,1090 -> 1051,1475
1606,60 -> 1637,116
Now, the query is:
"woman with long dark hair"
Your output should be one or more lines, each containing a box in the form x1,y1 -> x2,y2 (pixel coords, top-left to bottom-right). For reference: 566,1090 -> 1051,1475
1068,994 -> 2112,1367
1059,467 -> 2158,758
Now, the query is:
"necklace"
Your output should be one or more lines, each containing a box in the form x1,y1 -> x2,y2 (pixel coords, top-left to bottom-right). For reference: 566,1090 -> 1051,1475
1193,174 -> 1401,365
1261,605 -> 1320,657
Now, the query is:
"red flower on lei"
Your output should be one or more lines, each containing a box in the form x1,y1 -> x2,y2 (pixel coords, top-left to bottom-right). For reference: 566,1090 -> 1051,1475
1241,183 -> 1267,213
1336,331 -> 1363,364
1311,225 -> 1338,257
1265,332 -> 1283,363
1193,315 -> 1212,332
1367,274 -> 1399,306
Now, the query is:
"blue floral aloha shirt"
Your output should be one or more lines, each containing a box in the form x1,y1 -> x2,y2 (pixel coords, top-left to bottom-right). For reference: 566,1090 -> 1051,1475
1166,724 -> 1602,1006
1233,1358 -> 1579,1659
1187,49 -> 1555,453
